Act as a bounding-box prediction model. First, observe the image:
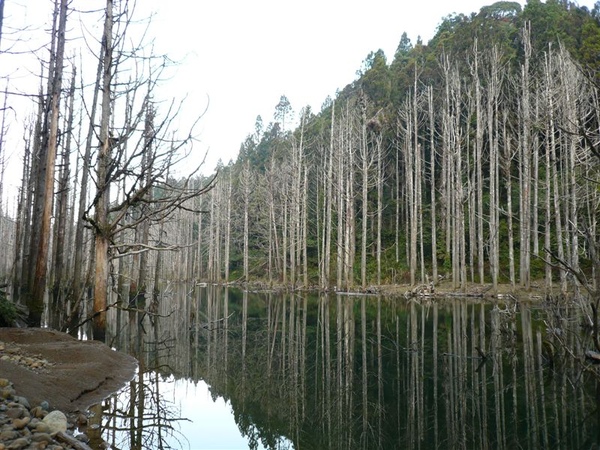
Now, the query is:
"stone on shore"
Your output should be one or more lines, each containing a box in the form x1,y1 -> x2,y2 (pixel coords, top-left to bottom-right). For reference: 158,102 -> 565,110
0,380 -> 91,449
42,410 -> 67,436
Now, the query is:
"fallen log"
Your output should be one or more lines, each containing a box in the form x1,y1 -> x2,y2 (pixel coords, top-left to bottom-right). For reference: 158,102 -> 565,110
584,350 -> 600,363
56,431 -> 93,450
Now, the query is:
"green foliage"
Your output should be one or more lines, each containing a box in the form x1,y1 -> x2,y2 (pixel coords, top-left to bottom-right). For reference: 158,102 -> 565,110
0,292 -> 18,327
479,1 -> 522,18
522,0 -> 574,49
580,17 -> 600,76
521,0 -> 600,61
360,49 -> 391,107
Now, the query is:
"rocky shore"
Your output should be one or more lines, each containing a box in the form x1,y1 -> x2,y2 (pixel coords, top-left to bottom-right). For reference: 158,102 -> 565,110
0,378 -> 93,450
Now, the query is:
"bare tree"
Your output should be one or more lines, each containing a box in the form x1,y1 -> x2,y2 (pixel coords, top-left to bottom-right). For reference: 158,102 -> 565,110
320,101 -> 335,289
519,23 -> 532,289
428,86 -> 438,284
28,0 -> 68,325
83,0 -> 214,339
358,92 -> 375,288
487,46 -> 502,291
0,0 -> 4,50
472,39 -> 485,284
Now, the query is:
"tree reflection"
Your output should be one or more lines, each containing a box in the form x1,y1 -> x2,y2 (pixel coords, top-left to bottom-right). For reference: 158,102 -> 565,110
98,301 -> 190,450
98,285 -> 600,450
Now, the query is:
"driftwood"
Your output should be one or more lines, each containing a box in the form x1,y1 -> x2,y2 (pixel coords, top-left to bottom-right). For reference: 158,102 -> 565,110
405,290 -> 488,299
584,350 -> 600,364
55,431 -> 93,450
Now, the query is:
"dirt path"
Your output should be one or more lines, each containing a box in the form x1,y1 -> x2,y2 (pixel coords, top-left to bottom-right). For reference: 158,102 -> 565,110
0,328 -> 137,413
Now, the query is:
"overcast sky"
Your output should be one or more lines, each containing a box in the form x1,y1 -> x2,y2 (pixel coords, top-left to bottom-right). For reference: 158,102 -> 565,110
145,0 -> 521,172
2,0 -> 598,199
141,0 -> 597,173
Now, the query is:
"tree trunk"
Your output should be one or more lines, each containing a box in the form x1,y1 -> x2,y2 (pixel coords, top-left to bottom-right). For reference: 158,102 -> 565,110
224,173 -> 232,283
376,130 -> 383,286
503,109 -> 516,288
30,0 -> 68,325
92,0 -> 114,340
243,160 -> 250,282
0,0 -> 4,49
519,23 -> 532,289
50,65 -> 76,328
66,37 -> 104,333
322,102 -> 334,289
336,114 -> 344,290
360,94 -> 369,289
487,47 -> 501,291
428,86 -> 438,284
473,40 -> 485,284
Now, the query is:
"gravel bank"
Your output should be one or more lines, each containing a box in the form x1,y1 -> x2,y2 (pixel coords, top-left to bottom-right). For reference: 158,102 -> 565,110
0,328 -> 138,450
0,378 -> 94,450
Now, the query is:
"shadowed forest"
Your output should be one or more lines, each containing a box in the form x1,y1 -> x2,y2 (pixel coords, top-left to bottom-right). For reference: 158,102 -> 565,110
1,0 -> 600,339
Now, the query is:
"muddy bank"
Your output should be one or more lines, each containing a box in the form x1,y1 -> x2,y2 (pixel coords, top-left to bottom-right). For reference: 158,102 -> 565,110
0,328 -> 137,413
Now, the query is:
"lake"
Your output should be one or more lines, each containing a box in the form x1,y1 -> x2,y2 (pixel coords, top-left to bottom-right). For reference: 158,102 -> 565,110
90,285 -> 599,449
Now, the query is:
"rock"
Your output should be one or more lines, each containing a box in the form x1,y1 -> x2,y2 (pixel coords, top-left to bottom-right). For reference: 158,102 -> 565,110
27,442 -> 48,450
6,437 -> 29,449
1,387 -> 16,400
12,415 -> 30,429
0,429 -> 19,440
0,378 -> 10,388
75,413 -> 88,427
5,405 -> 25,419
29,406 -> 46,419
30,432 -> 53,443
39,402 -> 49,412
41,410 -> 67,436
75,433 -> 90,443
28,417 -> 40,429
34,422 -> 51,434
14,396 -> 30,409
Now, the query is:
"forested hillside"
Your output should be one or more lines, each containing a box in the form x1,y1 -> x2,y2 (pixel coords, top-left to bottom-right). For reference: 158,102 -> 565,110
203,0 -> 600,292
1,0 -> 600,335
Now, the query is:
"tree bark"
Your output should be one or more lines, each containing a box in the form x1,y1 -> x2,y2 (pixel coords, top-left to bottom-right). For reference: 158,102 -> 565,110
30,0 -> 68,325
487,47 -> 501,291
428,86 -> 438,284
66,37 -> 104,333
519,23 -> 532,289
92,0 -> 114,340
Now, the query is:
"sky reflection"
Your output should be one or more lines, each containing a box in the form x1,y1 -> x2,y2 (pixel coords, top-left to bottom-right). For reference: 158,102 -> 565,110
135,376 -> 292,450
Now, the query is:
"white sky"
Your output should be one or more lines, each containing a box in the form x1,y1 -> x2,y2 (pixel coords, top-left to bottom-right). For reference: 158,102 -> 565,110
1,0 -> 598,201
146,0 -> 529,173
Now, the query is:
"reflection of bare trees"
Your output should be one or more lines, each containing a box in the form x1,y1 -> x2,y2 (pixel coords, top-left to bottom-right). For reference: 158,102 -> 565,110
97,369 -> 188,450
99,300 -> 191,450
202,289 -> 600,449
97,286 -> 600,449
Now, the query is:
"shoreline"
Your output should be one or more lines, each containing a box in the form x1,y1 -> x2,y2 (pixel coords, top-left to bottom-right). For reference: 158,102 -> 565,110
0,328 -> 137,449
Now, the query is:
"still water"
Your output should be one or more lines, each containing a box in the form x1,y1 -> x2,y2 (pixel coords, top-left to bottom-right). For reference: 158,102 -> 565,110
94,285 -> 599,449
